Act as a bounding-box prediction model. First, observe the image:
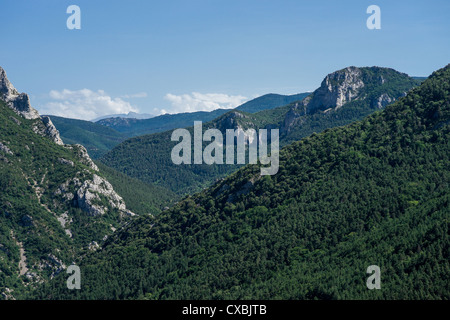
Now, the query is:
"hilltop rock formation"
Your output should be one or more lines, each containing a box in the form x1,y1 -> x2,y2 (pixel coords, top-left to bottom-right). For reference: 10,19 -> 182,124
0,66 -> 40,120
301,66 -> 366,114
282,66 -> 413,133
0,66 -> 63,145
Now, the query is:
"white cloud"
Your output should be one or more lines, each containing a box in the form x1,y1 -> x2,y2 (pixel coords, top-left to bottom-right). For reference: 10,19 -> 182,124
163,92 -> 247,115
120,92 -> 148,99
40,89 -> 139,121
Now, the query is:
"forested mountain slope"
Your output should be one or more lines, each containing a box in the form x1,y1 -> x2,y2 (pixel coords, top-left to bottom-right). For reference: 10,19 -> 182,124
49,116 -> 127,159
100,66 -> 423,196
34,64 -> 449,300
95,162 -> 175,215
0,66 -> 136,299
235,92 -> 310,113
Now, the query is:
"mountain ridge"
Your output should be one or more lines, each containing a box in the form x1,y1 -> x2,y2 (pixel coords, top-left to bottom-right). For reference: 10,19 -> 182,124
91,111 -> 155,122
100,66 -> 423,195
34,63 -> 449,300
94,92 -> 312,138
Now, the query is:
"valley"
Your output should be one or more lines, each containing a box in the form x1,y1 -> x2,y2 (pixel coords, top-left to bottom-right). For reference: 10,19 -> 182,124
1,63 -> 448,300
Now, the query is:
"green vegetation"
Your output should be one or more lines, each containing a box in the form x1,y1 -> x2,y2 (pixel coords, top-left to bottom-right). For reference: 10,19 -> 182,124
49,116 -> 127,159
100,126 -> 239,196
33,65 -> 449,300
100,67 -> 422,196
236,93 -> 310,113
0,101 -> 137,298
280,66 -> 424,145
95,162 -> 175,215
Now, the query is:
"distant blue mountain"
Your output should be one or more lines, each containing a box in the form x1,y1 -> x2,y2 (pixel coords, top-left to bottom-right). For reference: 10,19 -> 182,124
91,111 -> 155,122
96,92 -> 311,136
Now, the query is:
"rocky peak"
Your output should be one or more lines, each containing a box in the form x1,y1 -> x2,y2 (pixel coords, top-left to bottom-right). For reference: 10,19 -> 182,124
301,66 -> 365,114
281,66 -> 415,133
0,66 -> 19,97
0,66 -> 40,120
1,66 -> 135,218
0,66 -> 64,145
41,116 -> 64,145
216,111 -> 247,128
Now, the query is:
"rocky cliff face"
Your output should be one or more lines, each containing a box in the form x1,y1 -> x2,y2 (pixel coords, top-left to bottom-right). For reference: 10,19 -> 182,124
65,144 -> 99,171
213,110 -> 249,131
302,66 -> 366,113
40,116 -> 64,145
75,174 -> 134,217
282,66 -> 415,133
31,115 -> 64,145
0,67 -> 40,120
0,66 -> 63,145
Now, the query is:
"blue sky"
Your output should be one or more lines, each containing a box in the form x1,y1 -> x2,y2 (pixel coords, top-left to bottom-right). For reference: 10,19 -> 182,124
1,0 -> 449,120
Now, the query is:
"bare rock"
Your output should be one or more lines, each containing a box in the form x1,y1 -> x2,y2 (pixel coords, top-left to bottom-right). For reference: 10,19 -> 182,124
0,67 -> 40,120
0,142 -> 13,155
88,241 -> 100,251
58,157 -> 74,167
75,174 -> 133,216
302,66 -> 365,113
1,67 -> 65,145
374,93 -> 393,109
66,144 -> 99,171
41,116 -> 64,145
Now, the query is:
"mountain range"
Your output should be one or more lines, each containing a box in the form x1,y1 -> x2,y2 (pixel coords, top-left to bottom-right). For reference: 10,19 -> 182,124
33,64 -> 449,300
49,92 -> 312,159
99,66 -> 423,195
1,63 -> 448,300
91,111 -> 155,122
95,92 -> 312,136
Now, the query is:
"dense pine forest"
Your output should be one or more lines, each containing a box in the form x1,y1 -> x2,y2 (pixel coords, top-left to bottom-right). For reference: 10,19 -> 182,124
32,65 -> 449,300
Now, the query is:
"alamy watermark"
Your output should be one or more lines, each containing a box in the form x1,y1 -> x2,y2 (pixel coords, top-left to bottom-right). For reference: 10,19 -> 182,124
366,265 -> 381,289
67,5 -> 81,30
65,5 -> 380,31
67,264 -> 81,290
367,5 -> 381,30
171,121 -> 279,175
